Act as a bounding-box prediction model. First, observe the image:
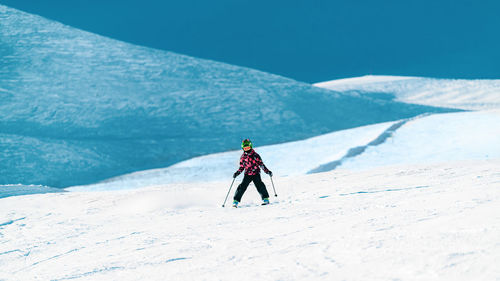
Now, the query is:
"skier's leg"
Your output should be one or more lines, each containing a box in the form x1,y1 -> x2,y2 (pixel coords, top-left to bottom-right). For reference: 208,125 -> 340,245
253,173 -> 270,200
233,174 -> 252,202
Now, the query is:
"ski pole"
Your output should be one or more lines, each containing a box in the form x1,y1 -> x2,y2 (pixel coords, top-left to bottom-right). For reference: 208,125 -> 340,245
270,175 -> 277,197
222,178 -> 236,207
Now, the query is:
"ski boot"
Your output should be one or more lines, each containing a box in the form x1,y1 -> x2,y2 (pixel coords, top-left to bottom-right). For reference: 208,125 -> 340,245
262,198 -> 270,205
232,200 -> 239,208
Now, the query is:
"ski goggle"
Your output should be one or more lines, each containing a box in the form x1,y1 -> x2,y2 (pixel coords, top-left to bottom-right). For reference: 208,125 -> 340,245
242,146 -> 252,151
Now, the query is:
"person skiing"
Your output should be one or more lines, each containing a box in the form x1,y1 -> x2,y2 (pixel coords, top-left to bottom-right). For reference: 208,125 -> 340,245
232,139 -> 273,208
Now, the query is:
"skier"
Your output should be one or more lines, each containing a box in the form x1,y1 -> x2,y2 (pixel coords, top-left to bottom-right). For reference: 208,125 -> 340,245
232,139 -> 273,208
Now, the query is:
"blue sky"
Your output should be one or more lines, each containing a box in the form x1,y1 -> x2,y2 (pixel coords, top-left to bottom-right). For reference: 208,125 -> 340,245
3,0 -> 499,83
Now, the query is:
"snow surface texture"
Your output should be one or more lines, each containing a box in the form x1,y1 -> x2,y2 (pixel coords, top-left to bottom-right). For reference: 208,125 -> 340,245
1,160 -> 499,280
315,75 -> 500,110
69,110 -> 500,192
0,6 -> 451,188
0,185 -> 64,199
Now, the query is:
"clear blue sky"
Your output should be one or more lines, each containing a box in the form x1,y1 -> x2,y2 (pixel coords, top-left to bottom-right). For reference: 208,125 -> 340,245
3,0 -> 500,83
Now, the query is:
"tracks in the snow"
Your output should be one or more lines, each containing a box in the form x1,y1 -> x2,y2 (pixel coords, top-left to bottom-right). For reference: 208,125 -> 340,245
307,114 -> 431,174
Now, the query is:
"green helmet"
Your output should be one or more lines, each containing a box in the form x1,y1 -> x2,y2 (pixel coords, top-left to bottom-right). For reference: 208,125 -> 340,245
241,139 -> 252,149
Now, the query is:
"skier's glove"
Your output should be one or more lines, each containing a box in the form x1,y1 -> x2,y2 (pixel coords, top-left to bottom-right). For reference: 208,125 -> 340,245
267,170 -> 273,177
233,171 -> 240,178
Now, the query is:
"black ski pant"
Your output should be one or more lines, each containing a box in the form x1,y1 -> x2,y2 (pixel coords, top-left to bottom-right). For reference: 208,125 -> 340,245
233,173 -> 269,202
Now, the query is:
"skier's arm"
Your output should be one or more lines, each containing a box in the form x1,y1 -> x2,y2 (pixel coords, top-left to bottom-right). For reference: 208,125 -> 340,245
234,156 -> 245,178
256,154 -> 272,175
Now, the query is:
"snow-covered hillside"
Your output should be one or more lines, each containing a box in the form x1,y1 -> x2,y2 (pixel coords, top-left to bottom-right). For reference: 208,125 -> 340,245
338,110 -> 500,170
68,121 -> 397,191
315,75 -> 500,110
1,160 -> 499,280
70,109 -> 500,192
1,6 -> 453,188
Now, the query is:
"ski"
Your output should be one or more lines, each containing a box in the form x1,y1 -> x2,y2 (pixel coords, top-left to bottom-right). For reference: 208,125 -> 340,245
233,202 -> 277,208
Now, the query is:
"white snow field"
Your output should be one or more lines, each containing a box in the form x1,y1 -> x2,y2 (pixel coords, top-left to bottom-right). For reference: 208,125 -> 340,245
1,160 -> 499,280
315,75 -> 500,110
338,110 -> 500,170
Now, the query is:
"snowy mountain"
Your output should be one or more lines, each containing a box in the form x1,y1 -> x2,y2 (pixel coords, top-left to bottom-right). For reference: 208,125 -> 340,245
0,5 -> 454,188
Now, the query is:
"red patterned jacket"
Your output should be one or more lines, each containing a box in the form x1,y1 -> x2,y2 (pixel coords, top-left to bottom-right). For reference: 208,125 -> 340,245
236,149 -> 270,176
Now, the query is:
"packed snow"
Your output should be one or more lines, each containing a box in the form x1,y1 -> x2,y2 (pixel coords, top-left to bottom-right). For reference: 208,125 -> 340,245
1,160 -> 499,280
0,185 -> 64,199
338,110 -> 500,170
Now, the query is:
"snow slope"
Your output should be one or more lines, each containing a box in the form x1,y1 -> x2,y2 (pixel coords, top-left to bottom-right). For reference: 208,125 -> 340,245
64,74 -> 500,193
339,110 -> 500,170
69,109 -> 500,192
68,121 -> 397,191
1,6 -> 453,188
315,75 -> 500,110
0,185 -> 64,199
1,160 -> 499,280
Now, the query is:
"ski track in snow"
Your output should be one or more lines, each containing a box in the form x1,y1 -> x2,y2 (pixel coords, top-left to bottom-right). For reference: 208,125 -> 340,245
338,110 -> 500,170
338,185 -> 430,196
307,114 -> 429,173
1,160 -> 500,280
